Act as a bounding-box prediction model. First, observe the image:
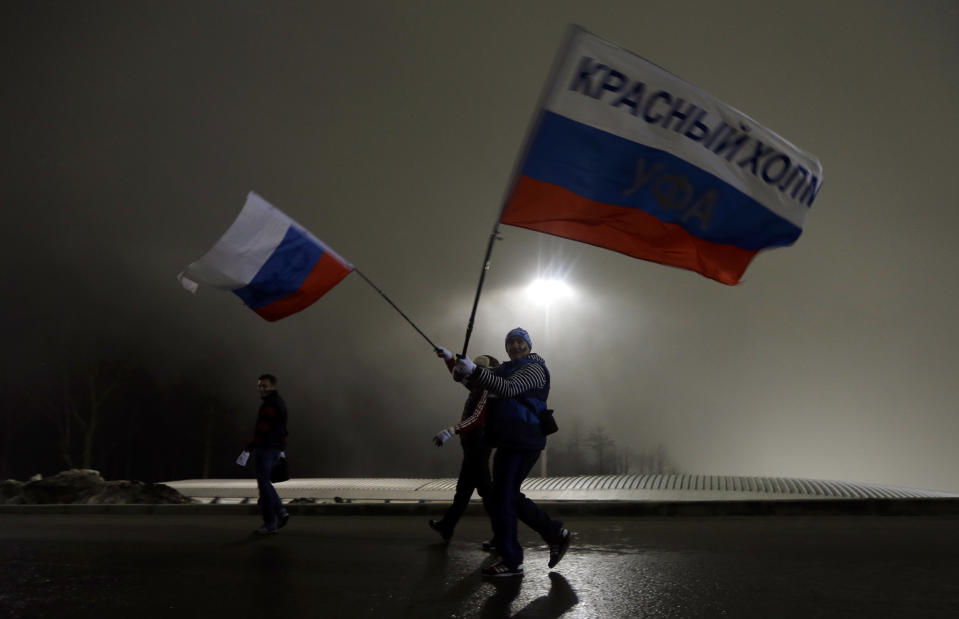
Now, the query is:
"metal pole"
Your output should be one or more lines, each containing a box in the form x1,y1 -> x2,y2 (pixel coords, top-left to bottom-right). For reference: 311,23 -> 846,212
459,226 -> 501,357
353,268 -> 439,351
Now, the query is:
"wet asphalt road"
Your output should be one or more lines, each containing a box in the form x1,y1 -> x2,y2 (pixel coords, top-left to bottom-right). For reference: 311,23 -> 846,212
2,512 -> 958,618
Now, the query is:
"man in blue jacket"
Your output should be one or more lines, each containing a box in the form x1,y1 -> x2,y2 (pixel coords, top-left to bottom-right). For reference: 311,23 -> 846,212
454,328 -> 571,577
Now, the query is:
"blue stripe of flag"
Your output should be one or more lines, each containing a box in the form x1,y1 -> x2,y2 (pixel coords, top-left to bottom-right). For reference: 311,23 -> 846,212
233,226 -> 324,309
524,112 -> 801,251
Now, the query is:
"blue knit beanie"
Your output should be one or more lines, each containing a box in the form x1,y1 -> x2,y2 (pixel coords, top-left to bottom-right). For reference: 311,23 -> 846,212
505,327 -> 532,352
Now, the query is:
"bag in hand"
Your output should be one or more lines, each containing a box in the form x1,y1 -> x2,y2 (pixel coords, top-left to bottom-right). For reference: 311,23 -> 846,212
538,409 -> 558,436
271,455 -> 290,483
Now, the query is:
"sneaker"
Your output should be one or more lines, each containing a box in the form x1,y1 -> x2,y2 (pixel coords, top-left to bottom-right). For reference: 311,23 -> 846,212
278,511 -> 290,529
481,539 -> 498,552
254,526 -> 277,535
548,528 -> 571,568
428,519 -> 452,541
481,562 -> 524,578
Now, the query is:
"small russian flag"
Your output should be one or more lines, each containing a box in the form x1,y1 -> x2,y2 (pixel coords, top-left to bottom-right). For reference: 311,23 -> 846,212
179,192 -> 353,321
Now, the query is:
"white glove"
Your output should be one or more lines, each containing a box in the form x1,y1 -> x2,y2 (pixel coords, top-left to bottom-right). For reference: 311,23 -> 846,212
435,346 -> 453,361
433,427 -> 454,447
453,355 -> 476,380
235,450 -> 250,467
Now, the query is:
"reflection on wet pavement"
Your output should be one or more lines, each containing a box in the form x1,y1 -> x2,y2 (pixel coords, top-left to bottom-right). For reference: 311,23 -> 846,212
3,514 -> 959,618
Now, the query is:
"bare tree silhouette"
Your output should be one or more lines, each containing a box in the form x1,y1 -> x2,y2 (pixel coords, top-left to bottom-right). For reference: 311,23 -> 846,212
585,426 -> 616,474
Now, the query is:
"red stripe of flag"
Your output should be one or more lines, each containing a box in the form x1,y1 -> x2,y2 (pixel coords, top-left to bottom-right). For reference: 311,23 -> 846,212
254,252 -> 353,322
501,176 -> 757,285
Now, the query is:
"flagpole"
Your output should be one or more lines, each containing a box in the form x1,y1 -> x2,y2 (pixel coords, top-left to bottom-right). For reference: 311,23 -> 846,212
459,226 -> 501,357
353,268 -> 439,351
459,24 -> 581,358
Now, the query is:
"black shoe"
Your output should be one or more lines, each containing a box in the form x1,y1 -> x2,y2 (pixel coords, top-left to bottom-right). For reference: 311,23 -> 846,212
428,519 -> 452,541
254,526 -> 277,535
481,562 -> 524,578
278,511 -> 290,529
481,539 -> 498,552
548,528 -> 571,568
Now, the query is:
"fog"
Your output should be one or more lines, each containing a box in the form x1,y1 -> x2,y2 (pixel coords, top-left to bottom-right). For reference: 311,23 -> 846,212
2,1 -> 957,490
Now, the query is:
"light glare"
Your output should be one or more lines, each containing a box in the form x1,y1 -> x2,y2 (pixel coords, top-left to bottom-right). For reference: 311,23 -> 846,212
527,278 -> 574,306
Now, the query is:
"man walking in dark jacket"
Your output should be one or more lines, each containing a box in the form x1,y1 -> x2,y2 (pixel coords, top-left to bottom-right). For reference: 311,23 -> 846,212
248,373 -> 289,534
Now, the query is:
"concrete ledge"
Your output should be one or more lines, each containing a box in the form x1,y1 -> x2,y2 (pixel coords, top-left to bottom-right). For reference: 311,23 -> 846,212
4,498 -> 959,517
164,475 -> 959,503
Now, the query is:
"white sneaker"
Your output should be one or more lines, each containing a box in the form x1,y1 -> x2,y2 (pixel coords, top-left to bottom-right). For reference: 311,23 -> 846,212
481,562 -> 524,577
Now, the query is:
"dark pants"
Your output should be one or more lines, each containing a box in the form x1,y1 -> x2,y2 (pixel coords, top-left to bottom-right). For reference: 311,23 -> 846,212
437,444 -> 493,534
491,447 -> 563,568
254,448 -> 284,529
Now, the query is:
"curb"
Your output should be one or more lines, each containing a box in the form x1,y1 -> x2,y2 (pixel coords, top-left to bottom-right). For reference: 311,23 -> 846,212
3,498 -> 959,517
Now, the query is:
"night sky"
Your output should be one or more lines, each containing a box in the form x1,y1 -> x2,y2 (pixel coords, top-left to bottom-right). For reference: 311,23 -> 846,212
3,1 -> 958,490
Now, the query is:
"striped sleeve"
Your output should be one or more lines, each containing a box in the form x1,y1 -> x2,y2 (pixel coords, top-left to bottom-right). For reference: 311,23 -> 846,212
454,390 -> 487,434
468,359 -> 546,398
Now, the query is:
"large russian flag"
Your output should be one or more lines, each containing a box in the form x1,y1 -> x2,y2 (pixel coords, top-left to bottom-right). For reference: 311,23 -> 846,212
501,26 -> 823,284
179,192 -> 353,321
